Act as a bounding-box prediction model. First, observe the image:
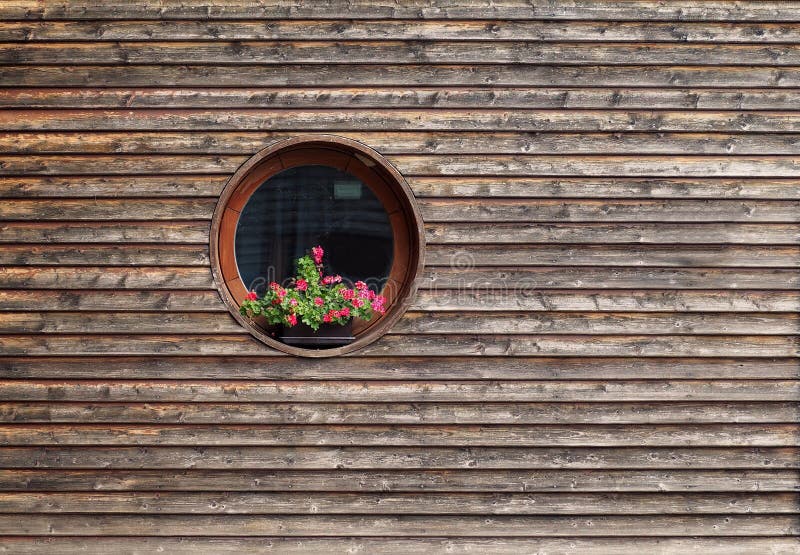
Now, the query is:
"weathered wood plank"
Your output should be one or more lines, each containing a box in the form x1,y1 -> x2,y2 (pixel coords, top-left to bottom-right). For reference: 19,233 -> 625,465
3,380 -> 795,403
0,267 -> 214,289
0,245 -> 209,266
0,222 -> 210,243
3,87 -> 800,110
3,65 -> 800,87
0,468 -> 796,491
427,223 -> 800,244
7,198 -> 800,223
1,446 -> 794,469
0,175 -> 225,197
5,20 -> 800,43
423,200 -> 800,222
0,334 -> 797,357
0,491 -> 795,515
1,514 -> 797,537
3,311 -> 797,335
426,245 -> 800,268
4,266 -> 795,291
10,131 -> 800,156
9,41 -> 800,66
396,312 -> 800,335
2,356 -> 794,381
6,153 -> 800,177
0,199 -> 215,220
9,110 -> 800,133
412,177 -> 800,199
0,423 -> 796,447
4,175 -> 799,200
0,537 -> 796,555
423,267 -> 800,290
3,289 -> 796,313
2,401 -> 795,424
8,221 -> 797,245
6,244 -> 800,268
0,290 -> 224,311
1,1 -> 796,21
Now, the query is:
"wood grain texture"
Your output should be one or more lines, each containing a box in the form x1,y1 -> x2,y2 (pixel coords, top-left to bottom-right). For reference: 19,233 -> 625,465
4,3 -> 799,547
0,468 -> 796,490
9,41 -> 800,66
3,88 -> 800,110
2,357 -> 795,380
0,491 -> 796,514
1,445 -> 794,469
4,20 -> 800,43
0,538 -> 796,555
6,65 -> 800,88
1,1 -> 797,21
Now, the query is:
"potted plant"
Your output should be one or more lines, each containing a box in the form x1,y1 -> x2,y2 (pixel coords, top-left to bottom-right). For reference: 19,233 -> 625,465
239,246 -> 386,347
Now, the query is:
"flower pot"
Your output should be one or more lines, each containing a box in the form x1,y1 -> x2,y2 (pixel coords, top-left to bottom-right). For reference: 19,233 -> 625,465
279,319 -> 355,348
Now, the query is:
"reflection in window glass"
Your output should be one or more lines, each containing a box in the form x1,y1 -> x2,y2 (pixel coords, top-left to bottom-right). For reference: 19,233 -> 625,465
235,165 -> 394,294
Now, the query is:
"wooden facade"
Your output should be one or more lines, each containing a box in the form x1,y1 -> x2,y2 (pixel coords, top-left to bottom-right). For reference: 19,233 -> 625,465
0,1 -> 798,552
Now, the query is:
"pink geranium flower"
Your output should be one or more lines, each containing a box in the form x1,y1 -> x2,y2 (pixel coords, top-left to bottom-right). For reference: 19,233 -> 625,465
286,313 -> 297,326
245,290 -> 258,301
296,279 -> 308,291
312,246 -> 324,265
314,297 -> 324,306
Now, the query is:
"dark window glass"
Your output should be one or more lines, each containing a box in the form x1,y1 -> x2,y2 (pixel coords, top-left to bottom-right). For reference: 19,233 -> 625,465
235,165 -> 394,293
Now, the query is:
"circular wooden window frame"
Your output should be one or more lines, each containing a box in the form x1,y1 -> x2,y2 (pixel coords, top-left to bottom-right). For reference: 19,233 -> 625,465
210,135 -> 425,357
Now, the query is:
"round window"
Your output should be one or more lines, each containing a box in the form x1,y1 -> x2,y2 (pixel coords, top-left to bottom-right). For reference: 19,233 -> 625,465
210,135 -> 425,357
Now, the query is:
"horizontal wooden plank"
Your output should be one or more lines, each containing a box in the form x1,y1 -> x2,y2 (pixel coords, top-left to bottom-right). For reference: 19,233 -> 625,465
415,290 -> 800,312
0,199 -> 215,220
396,312 -> 800,335
1,467 -> 796,491
1,334 -> 797,357
3,380 -> 795,403
6,244 -> 799,268
1,514 -> 797,537
9,41 -> 800,66
0,245 -> 209,266
423,200 -> 800,222
9,110 -> 800,133
3,175 -> 799,200
0,175 -> 225,197
2,401 -> 795,425
1,491 -> 795,515
2,289 -> 796,313
8,221 -> 797,246
4,266 -> 797,291
424,267 -> 800,289
412,177 -> 800,199
1,446 -> 793,470
7,198 -> 800,223
3,88 -> 800,111
0,290 -> 224,311
9,131 -> 800,156
1,1 -> 796,21
427,223 -> 800,244
0,267 -> 214,289
4,65 -> 800,88
6,21 -> 800,43
426,245 -> 800,267
3,311 -> 796,335
0,423 -> 796,447
7,223 -> 800,245
0,538 -> 795,555
0,222 -> 210,243
2,356 -> 794,381
6,153 -> 800,177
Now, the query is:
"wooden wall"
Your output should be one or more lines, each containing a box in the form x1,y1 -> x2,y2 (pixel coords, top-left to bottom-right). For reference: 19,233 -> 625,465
0,1 -> 798,553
